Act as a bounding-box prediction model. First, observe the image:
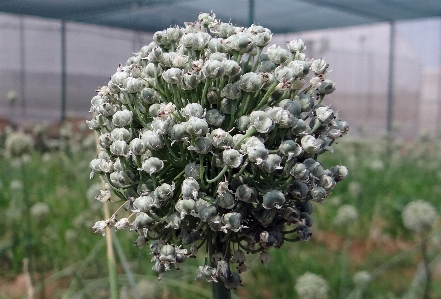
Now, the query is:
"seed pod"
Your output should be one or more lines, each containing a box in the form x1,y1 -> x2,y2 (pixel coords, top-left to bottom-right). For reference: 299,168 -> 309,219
206,109 -> 225,127
182,103 -> 204,119
247,145 -> 268,165
181,177 -> 200,199
175,199 -> 197,218
263,190 -> 285,209
111,127 -> 132,142
250,110 -> 273,133
110,140 -> 129,156
154,182 -> 175,201
216,191 -> 235,209
260,154 -> 282,173
317,79 -> 336,94
238,72 -> 264,92
222,212 -> 242,232
188,137 -> 212,154
311,58 -> 328,74
186,116 -> 209,136
236,116 -> 251,132
267,44 -> 288,64
141,157 -> 164,175
287,181 -> 309,199
112,110 -> 133,127
131,212 -> 156,230
223,149 -> 243,168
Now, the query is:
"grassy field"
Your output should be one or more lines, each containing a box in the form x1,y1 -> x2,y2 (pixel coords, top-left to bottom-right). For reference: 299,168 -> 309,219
0,122 -> 440,299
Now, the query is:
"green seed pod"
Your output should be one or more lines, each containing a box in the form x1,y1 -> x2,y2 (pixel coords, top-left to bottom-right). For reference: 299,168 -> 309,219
222,148 -> 243,168
274,65 -> 295,82
301,135 -> 322,154
235,184 -> 257,203
123,77 -> 144,93
217,191 -> 235,209
175,199 -> 196,218
278,99 -> 301,116
250,110 -> 273,133
188,137 -> 212,154
279,140 -> 303,160
131,212 -> 156,230
311,58 -> 328,74
263,190 -> 285,209
112,110 -> 133,127
287,181 -> 309,199
99,133 -> 113,148
154,182 -> 175,201
267,44 -> 289,64
221,83 -> 242,100
199,204 -> 217,222
290,163 -> 309,180
141,88 -> 163,105
291,119 -> 308,135
97,102 -> 117,117
170,122 -> 189,141
110,140 -> 129,156
247,144 -> 268,165
206,86 -> 220,104
236,115 -> 251,132
133,195 -> 159,212
317,79 -> 336,95
311,186 -> 328,203
141,129 -> 164,150
238,72 -> 264,93
165,212 -> 181,229
287,39 -> 306,53
296,94 -> 313,112
186,116 -> 209,136
184,162 -> 200,178
205,109 -> 225,127
207,38 -> 225,53
181,177 -> 200,199
141,157 -> 164,175
210,128 -> 233,149
202,59 -> 225,79
111,127 -> 132,142
182,103 -> 204,119
222,212 -> 242,232
223,59 -> 241,77
260,154 -> 282,173
162,67 -> 183,85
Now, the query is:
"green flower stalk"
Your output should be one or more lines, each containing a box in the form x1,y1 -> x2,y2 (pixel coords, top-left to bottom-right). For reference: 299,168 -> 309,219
87,11 -> 349,293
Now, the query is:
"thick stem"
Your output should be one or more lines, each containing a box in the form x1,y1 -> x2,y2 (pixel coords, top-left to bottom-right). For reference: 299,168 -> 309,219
212,280 -> 231,299
209,234 -> 231,299
422,238 -> 432,299
104,201 -> 119,299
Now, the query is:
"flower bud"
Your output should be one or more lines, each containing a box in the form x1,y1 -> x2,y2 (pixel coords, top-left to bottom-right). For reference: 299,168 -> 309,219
207,38 -> 225,53
141,129 -> 164,150
97,103 -> 117,117
111,70 -> 129,85
99,133 -> 113,148
170,122 -> 189,141
123,77 -> 144,93
223,60 -> 241,77
274,65 -> 295,82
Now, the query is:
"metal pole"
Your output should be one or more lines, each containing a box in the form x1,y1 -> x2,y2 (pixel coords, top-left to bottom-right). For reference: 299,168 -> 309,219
61,21 -> 66,123
386,21 -> 395,134
19,17 -> 26,118
249,0 -> 255,26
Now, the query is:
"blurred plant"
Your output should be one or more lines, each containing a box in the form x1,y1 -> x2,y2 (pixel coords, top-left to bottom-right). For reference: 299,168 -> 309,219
6,90 -> 18,106
86,11 -> 349,298
295,272 -> 329,299
401,200 -> 438,299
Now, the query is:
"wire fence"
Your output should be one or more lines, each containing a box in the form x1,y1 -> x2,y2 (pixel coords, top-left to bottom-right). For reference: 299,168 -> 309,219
0,13 -> 437,139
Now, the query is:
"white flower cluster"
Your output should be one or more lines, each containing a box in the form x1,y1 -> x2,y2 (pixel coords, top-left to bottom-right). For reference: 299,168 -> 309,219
88,12 -> 349,288
295,272 -> 329,299
402,200 -> 437,233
